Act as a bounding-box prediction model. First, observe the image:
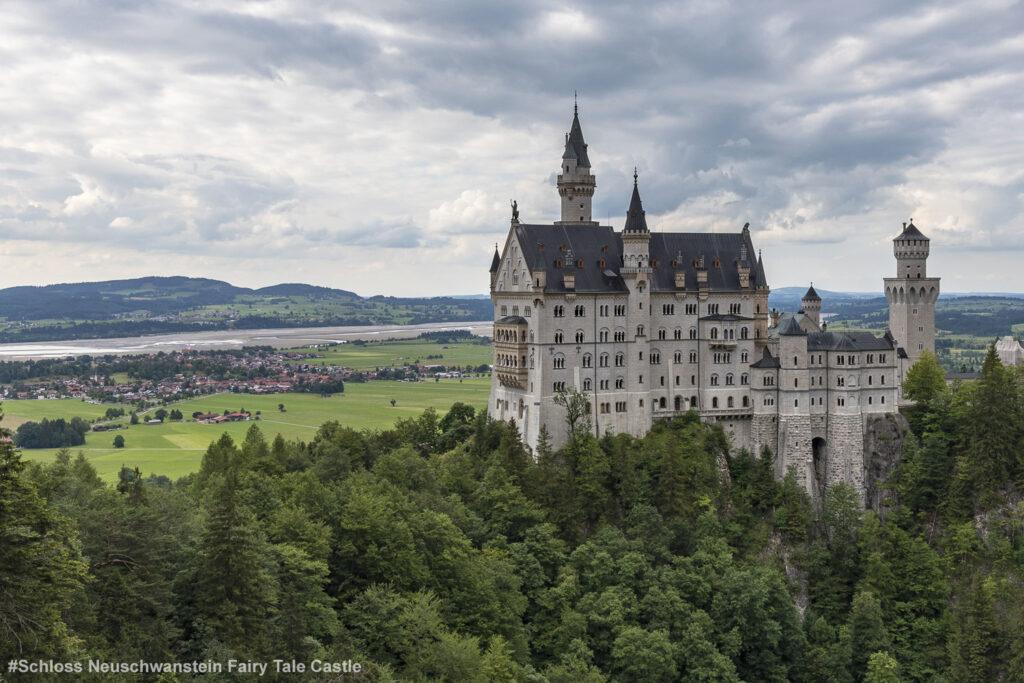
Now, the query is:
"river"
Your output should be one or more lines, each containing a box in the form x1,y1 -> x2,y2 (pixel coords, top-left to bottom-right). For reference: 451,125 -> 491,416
0,321 -> 494,360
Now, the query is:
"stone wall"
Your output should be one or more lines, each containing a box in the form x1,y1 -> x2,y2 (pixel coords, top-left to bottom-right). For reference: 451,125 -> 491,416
863,412 -> 909,517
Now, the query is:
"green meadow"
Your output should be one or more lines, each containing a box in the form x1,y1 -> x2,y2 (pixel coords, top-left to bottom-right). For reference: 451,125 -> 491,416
287,339 -> 494,370
6,378 -> 490,482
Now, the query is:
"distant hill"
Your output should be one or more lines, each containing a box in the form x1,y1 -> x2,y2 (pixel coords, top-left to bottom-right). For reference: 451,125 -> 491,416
0,276 -> 493,343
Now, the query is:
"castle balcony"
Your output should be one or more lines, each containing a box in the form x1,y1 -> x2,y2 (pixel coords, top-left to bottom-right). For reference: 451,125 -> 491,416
496,368 -> 528,390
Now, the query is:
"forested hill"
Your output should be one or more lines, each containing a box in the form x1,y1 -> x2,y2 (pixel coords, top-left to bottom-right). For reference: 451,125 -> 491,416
0,276 -> 493,343
2,348 -> 1023,680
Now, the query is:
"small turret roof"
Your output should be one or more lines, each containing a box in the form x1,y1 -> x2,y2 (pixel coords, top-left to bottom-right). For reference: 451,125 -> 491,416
563,107 -> 591,167
489,246 -> 500,273
751,347 -> 780,369
777,316 -> 807,336
803,284 -> 821,301
894,220 -> 928,241
623,172 -> 649,233
755,250 -> 768,288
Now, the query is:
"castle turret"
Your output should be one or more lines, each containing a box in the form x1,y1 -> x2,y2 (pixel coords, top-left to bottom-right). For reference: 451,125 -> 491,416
488,244 -> 500,291
556,102 -> 596,224
801,284 -> 821,329
883,220 -> 939,374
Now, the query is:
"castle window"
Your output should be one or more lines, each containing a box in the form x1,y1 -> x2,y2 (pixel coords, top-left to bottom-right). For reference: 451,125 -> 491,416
880,354 -> 886,363
741,373 -> 749,385
650,352 -> 661,364
727,396 -> 734,408
616,377 -> 624,389
741,351 -> 748,363
794,378 -> 798,388
690,328 -> 698,340
615,353 -> 624,367
599,258 -> 606,268
639,351 -> 644,360
713,258 -> 721,268
600,380 -> 609,390
616,401 -> 626,412
554,331 -> 564,344
674,328 -> 682,340
599,329 -> 609,342
837,377 -> 845,387
691,375 -> 696,385
575,331 -> 584,343
553,355 -> 565,369
675,375 -> 680,385
637,325 -> 645,337
741,327 -> 749,339
881,395 -> 885,403
690,351 -> 697,363
712,397 -> 719,408
726,373 -> 734,385
711,328 -> 719,340
583,378 -> 592,391
795,399 -> 799,407
691,395 -> 698,408
554,258 -> 562,268
707,303 -> 719,315
660,376 -> 665,386
575,305 -> 585,317
615,330 -> 625,342
600,353 -> 609,367
658,328 -> 666,340
711,374 -> 719,386
615,305 -> 626,316
577,259 -> 584,268
837,397 -> 845,406
868,396 -> 872,404
639,375 -> 643,384
793,356 -> 798,367
742,396 -> 749,407
686,304 -> 697,315
501,305 -> 507,315
674,351 -> 682,363
583,353 -> 592,368
868,375 -> 872,385
554,305 -> 565,317
525,306 -> 531,316
881,375 -> 885,384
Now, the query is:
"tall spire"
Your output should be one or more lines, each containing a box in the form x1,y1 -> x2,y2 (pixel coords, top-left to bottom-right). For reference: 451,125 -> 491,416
623,171 -> 649,233
556,100 -> 596,224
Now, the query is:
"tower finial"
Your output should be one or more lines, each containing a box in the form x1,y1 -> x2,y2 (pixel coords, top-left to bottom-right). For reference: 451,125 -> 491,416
574,90 -> 578,114
633,167 -> 638,185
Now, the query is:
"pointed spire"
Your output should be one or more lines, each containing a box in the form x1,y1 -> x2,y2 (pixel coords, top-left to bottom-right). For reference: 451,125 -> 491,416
489,243 -> 500,273
623,171 -> 649,233
562,103 -> 591,167
755,249 -> 768,288
803,283 -> 821,301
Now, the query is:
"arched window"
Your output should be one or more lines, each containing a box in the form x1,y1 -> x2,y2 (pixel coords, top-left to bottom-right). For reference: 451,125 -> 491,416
583,378 -> 592,391
575,330 -> 584,343
710,374 -> 719,386
740,327 -> 748,339
615,352 -> 625,367
727,396 -> 734,408
712,397 -> 719,408
637,325 -> 645,337
726,373 -> 734,385
554,330 -> 564,344
741,373 -> 749,385
710,327 -> 719,340
742,396 -> 749,407
600,353 -> 609,367
582,353 -> 592,368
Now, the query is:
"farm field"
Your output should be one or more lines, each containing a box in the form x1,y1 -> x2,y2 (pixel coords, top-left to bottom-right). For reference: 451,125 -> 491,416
9,378 -> 490,482
0,398 -> 133,430
288,339 -> 494,370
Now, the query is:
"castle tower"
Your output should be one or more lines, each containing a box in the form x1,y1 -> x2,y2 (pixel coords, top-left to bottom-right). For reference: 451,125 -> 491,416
556,102 -> 597,224
801,284 -> 821,329
883,220 -> 939,371
620,172 -> 652,436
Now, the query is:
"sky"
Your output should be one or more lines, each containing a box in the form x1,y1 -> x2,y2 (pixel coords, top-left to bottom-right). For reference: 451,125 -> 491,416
1,0 -> 1023,297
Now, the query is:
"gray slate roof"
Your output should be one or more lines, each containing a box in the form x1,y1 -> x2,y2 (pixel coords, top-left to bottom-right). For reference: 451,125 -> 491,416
563,110 -> 591,167
751,348 -> 780,368
806,331 -> 894,351
496,315 -> 527,324
777,316 -> 807,336
803,285 -> 821,301
894,221 -> 928,241
623,179 -> 649,233
513,222 -> 764,294
490,248 -> 500,273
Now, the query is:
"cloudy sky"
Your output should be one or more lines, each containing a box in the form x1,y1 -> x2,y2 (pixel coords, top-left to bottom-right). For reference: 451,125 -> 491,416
1,0 -> 1022,296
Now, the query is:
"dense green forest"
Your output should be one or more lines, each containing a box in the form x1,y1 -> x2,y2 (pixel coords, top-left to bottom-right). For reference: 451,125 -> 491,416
2,348 -> 1023,681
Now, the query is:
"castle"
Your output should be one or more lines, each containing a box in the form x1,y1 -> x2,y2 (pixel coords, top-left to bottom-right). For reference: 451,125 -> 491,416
488,107 -> 938,502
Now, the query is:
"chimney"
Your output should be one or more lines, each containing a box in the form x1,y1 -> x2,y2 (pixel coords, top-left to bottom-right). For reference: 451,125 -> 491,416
770,308 -> 780,328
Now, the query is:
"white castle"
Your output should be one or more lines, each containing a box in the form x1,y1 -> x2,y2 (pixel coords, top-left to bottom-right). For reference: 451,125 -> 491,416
488,107 -> 938,501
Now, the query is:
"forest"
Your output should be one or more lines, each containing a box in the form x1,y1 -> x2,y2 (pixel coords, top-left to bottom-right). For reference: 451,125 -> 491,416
1,347 -> 1023,682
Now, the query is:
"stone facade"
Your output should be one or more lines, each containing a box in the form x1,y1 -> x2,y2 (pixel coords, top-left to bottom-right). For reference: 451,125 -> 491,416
489,108 -> 936,505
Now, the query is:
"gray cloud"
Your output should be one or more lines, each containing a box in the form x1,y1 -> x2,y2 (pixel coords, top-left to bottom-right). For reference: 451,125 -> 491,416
0,0 -> 1022,294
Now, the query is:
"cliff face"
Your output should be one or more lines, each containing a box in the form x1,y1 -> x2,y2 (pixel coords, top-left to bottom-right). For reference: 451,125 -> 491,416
864,412 -> 910,517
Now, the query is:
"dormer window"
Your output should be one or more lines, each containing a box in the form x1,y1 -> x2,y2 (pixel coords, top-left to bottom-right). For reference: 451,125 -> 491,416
577,258 -> 584,268
554,258 -> 563,268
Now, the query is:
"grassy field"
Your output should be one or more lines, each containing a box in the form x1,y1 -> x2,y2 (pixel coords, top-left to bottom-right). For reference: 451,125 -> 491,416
8,378 -> 490,483
288,339 -> 494,370
0,399 -> 133,430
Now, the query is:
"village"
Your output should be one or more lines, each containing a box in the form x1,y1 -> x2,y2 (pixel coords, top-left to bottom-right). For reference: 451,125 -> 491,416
0,345 -> 486,406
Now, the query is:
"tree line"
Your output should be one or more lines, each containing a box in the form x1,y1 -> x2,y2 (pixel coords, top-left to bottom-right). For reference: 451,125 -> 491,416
0,345 -> 1022,680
